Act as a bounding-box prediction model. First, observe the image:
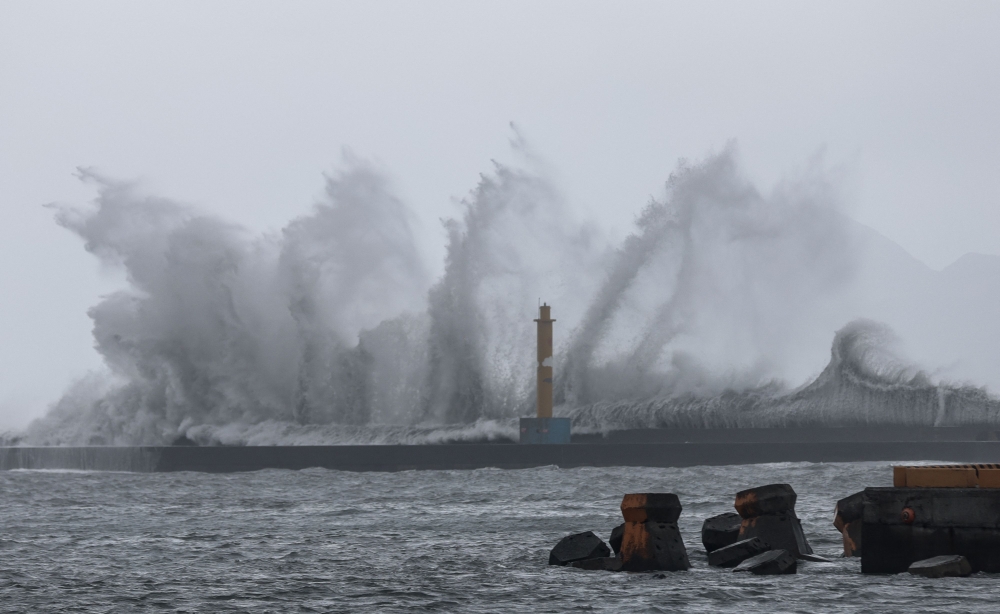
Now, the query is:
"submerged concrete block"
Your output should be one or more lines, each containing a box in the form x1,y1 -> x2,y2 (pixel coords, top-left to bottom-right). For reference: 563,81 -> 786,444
549,531 -> 611,566
569,556 -> 622,572
619,521 -> 690,572
738,511 -> 813,557
609,523 -> 625,555
862,487 -> 1000,573
702,512 -> 742,553
732,549 -> 797,575
735,484 -> 797,518
907,555 -> 972,578
707,537 -> 770,568
620,493 -> 682,523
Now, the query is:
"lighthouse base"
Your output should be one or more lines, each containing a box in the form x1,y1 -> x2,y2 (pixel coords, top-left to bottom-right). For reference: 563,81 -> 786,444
519,417 -> 571,444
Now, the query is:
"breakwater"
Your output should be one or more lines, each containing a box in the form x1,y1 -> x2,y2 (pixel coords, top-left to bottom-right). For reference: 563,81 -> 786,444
4,428 -> 1000,473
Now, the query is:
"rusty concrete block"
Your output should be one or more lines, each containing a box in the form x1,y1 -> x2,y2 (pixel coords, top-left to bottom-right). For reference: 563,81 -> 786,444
839,520 -> 862,557
834,491 -> 865,557
734,484 -> 797,518
619,521 -> 690,572
834,491 -> 864,530
738,511 -> 813,557
620,493 -> 682,523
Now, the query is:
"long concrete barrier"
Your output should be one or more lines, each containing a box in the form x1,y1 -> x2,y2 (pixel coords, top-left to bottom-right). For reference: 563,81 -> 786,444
3,441 -> 1000,473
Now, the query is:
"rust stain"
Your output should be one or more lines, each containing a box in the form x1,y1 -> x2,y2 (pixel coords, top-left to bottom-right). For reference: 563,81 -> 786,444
619,521 -> 653,566
734,491 -> 759,517
620,494 -> 651,523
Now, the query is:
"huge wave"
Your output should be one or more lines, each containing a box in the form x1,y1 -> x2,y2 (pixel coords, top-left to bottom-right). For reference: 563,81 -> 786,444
18,145 -> 1000,445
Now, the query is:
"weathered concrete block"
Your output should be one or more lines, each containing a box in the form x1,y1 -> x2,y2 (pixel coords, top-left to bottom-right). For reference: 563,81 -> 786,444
548,531 -> 611,566
702,512 -> 742,553
620,493 -> 682,523
733,549 -> 797,575
707,537 -> 770,568
863,487 -> 1000,528
619,521 -> 690,572
839,519 -> 862,557
862,487 -> 1000,573
834,491 -> 865,557
609,523 -> 625,555
735,484 -> 797,518
569,556 -> 623,572
834,491 -> 865,529
907,555 -> 973,578
738,511 -> 813,557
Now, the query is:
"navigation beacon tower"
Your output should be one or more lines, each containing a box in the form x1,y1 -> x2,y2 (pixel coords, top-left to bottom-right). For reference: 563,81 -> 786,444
519,303 -> 571,444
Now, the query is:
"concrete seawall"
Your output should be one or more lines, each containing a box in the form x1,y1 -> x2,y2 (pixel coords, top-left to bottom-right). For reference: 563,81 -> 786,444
4,440 -> 1000,473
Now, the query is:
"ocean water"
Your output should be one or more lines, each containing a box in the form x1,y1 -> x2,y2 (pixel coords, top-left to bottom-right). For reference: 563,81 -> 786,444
1,461 -> 995,613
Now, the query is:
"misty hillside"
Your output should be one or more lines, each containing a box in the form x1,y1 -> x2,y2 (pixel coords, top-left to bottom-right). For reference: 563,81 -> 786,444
849,221 -> 1000,391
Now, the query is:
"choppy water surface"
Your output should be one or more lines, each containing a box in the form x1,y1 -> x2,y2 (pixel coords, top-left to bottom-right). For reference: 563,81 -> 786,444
1,461 -> 995,612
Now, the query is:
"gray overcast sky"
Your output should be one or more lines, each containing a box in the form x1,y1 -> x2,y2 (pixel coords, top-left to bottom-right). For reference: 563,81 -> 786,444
1,0 -> 998,428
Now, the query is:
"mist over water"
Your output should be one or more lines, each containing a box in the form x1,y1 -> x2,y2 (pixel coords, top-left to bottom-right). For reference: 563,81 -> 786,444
19,146 -> 1000,446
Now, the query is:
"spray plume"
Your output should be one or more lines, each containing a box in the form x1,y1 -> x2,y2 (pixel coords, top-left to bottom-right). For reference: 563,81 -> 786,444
21,145 -> 1000,445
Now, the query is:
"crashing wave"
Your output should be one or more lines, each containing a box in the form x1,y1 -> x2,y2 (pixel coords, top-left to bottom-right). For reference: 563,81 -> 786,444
568,319 -> 1000,431
18,143 -> 1000,446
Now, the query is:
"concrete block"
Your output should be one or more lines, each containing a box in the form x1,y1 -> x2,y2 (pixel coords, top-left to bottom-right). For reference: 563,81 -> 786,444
609,523 -> 624,555
702,512 -> 742,553
620,493 -> 682,523
907,555 -> 973,578
863,487 -> 1000,529
862,523 -> 1000,573
707,537 -> 770,568
548,531 -> 611,566
520,417 -> 571,444
569,556 -> 622,572
834,491 -> 865,557
839,520 -> 863,557
735,484 -> 797,518
738,511 -> 813,557
862,488 -> 1000,572
619,521 -> 690,572
732,549 -> 797,575
834,491 -> 865,529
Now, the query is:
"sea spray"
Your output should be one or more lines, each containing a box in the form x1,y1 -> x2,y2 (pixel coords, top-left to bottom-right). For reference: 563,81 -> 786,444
423,162 -> 603,424
568,319 -> 1000,432
559,148 -> 858,406
21,146 -> 1000,446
